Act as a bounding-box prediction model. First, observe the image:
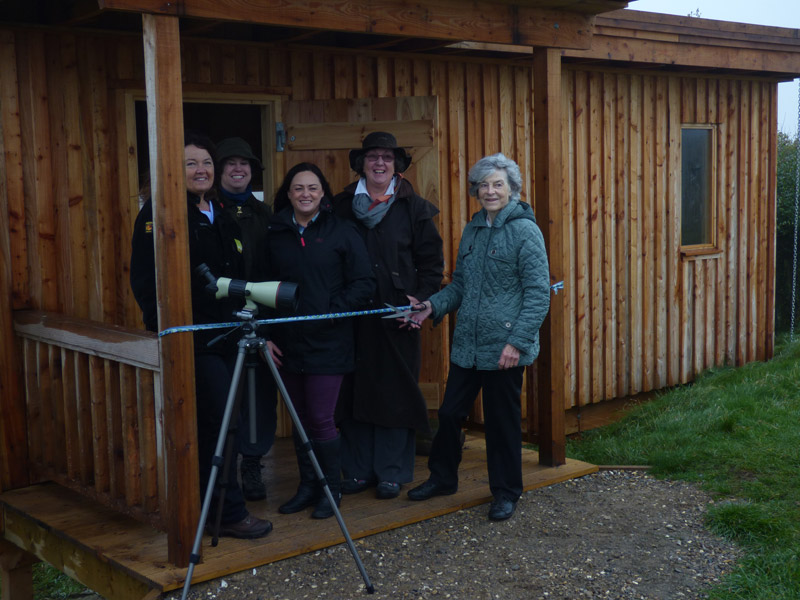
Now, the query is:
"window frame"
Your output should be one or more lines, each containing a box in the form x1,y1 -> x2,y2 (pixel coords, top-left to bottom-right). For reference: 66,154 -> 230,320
679,124 -> 719,257
124,90 -> 282,210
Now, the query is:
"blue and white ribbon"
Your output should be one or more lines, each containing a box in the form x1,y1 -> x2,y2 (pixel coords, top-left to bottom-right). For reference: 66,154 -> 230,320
159,280 -> 567,337
158,305 -> 410,337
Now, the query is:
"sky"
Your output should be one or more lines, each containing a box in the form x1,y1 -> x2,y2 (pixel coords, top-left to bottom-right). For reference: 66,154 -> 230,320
630,0 -> 800,138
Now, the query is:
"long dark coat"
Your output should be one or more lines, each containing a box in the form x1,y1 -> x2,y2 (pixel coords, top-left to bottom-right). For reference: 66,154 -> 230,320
333,178 -> 444,432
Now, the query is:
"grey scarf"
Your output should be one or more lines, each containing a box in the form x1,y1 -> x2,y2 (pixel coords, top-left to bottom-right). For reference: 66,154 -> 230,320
352,192 -> 397,229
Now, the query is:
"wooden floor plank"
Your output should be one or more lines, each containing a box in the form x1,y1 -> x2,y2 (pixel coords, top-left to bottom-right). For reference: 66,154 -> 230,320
1,434 -> 597,596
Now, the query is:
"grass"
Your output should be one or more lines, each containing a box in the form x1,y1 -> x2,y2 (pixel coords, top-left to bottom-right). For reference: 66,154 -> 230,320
567,336 -> 800,600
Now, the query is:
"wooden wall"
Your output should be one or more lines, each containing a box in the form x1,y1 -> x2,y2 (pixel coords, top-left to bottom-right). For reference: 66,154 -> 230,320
0,29 -> 140,327
1,30 -> 540,329
0,27 -> 778,420
559,67 -> 776,409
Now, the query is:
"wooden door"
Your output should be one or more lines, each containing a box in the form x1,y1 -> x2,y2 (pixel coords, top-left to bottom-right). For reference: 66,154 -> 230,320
280,96 -> 446,435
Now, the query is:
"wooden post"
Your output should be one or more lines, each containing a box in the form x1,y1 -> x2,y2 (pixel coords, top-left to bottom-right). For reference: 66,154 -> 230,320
142,14 -> 199,567
0,30 -> 29,493
533,47 -> 566,466
0,539 -> 38,600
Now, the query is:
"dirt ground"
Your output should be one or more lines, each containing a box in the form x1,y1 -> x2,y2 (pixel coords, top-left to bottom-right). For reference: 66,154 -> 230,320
150,469 -> 741,600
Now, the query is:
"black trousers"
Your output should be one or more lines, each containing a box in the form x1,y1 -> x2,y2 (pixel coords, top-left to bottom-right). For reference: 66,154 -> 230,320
428,363 -> 524,502
195,352 -> 248,525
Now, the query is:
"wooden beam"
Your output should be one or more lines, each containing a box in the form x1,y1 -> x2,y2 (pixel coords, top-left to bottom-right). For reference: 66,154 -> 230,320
141,13 -> 199,568
2,509 -> 159,600
533,47 -> 566,466
0,30 -> 29,494
287,119 -> 433,151
0,538 -> 38,600
99,0 -> 596,50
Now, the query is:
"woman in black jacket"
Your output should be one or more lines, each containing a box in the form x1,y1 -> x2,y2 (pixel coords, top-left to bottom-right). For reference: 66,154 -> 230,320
130,132 -> 272,539
265,162 -> 374,519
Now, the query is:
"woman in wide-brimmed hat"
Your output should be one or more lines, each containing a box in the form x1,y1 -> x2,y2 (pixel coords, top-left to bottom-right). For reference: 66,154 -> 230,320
333,131 -> 444,500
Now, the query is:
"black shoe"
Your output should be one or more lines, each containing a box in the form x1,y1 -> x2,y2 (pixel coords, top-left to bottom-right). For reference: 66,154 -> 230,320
407,479 -> 457,501
375,481 -> 401,499
240,455 -> 267,501
341,478 -> 374,495
216,514 -> 273,539
488,497 -> 517,521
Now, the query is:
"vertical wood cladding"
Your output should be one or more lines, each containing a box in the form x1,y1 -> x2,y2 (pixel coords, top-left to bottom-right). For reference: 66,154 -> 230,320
561,68 -> 776,409
0,30 -> 777,412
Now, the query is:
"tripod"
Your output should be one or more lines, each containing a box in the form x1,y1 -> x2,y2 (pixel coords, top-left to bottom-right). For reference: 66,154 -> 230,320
180,310 -> 374,599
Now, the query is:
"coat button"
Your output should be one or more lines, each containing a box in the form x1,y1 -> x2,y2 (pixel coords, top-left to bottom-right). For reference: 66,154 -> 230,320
504,322 -> 511,328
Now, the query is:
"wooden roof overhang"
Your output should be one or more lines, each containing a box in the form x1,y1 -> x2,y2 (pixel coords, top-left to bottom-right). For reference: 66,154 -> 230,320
95,0 -> 625,50
566,10 -> 800,79
446,10 -> 800,78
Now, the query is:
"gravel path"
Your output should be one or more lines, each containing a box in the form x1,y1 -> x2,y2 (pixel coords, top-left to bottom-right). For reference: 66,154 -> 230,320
168,470 -> 742,600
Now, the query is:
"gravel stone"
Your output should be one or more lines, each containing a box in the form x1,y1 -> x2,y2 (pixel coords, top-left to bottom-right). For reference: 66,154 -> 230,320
167,470 -> 742,600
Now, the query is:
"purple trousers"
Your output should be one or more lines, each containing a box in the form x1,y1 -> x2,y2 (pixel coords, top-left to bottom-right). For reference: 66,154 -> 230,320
279,371 -> 343,441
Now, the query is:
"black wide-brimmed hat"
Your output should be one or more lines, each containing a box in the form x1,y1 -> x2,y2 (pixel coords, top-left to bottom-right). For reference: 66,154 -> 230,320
216,137 -> 263,170
348,131 -> 412,173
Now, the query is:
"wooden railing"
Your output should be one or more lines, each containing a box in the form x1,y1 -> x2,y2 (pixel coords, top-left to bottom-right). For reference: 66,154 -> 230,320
13,311 -> 167,532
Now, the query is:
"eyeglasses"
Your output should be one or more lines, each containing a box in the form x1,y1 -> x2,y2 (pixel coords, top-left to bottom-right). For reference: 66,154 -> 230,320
364,153 -> 395,163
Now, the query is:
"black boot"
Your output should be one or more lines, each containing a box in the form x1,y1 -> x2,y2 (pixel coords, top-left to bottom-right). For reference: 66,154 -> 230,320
240,455 -> 267,501
311,435 -> 342,519
278,431 -> 320,514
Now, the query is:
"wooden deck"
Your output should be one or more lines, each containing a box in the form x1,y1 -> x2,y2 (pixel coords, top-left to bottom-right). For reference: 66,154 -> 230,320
0,434 -> 597,599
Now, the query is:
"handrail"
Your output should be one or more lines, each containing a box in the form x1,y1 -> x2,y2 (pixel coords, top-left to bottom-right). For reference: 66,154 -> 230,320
13,311 -> 159,369
11,310 -> 167,533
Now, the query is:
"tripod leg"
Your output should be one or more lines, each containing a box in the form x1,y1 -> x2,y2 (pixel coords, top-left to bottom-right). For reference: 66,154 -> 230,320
260,347 -> 375,594
180,344 -> 248,600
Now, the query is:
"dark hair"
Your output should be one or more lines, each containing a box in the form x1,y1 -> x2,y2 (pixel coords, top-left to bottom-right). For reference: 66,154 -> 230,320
183,130 -> 218,201
273,162 -> 334,214
184,130 -> 217,163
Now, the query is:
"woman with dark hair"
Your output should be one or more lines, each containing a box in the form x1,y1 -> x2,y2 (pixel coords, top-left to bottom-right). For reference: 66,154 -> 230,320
407,153 -> 550,522
130,131 -> 273,539
334,132 -> 444,500
265,162 -> 374,519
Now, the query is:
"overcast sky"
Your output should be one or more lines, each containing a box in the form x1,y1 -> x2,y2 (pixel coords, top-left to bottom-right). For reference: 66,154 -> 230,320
629,0 -> 800,138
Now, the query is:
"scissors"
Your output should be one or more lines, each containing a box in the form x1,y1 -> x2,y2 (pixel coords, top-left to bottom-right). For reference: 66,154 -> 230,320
381,303 -> 418,323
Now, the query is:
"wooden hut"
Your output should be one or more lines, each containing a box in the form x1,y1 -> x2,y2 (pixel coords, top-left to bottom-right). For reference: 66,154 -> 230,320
2,0 -> 800,597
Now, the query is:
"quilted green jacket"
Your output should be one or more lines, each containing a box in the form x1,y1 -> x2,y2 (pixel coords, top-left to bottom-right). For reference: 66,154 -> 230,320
430,199 -> 550,370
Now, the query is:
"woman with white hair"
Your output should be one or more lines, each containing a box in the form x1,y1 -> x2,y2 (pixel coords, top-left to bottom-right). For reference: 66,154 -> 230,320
407,153 -> 550,521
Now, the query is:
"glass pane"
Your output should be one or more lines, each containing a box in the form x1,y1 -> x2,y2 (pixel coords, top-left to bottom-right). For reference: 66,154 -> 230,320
681,128 -> 713,246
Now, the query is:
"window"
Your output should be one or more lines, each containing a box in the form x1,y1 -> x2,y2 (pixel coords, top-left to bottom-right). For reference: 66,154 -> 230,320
680,126 -> 717,250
